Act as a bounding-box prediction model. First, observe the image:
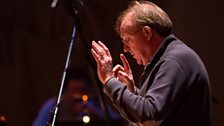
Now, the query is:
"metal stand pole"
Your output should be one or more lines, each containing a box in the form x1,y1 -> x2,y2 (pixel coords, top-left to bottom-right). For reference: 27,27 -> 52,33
46,25 -> 77,126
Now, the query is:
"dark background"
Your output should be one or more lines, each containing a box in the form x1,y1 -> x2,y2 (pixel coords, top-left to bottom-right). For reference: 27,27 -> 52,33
0,0 -> 223,126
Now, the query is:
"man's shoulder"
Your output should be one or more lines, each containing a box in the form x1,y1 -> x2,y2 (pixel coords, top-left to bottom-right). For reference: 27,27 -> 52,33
163,38 -> 199,62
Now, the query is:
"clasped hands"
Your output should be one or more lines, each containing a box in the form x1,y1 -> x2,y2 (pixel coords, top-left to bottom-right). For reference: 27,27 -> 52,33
91,40 -> 135,92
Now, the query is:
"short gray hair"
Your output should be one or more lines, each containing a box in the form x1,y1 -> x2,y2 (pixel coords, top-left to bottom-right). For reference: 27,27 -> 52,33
115,1 -> 172,37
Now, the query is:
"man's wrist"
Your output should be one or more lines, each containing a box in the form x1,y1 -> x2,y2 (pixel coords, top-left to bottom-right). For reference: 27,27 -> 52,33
104,76 -> 116,85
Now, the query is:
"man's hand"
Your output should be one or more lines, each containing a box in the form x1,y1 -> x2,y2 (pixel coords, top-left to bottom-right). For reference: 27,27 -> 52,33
113,54 -> 135,92
91,41 -> 113,84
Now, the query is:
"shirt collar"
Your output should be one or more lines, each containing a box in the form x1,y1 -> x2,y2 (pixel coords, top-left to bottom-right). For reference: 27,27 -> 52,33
144,34 -> 177,71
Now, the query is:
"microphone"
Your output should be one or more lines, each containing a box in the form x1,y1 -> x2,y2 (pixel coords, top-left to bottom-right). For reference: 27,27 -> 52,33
51,0 -> 84,8
51,0 -> 59,8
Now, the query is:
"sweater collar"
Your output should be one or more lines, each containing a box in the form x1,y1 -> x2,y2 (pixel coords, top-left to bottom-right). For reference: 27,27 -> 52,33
139,34 -> 177,81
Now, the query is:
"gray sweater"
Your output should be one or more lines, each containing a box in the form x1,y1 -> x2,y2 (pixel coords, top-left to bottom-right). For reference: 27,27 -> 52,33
104,34 -> 212,126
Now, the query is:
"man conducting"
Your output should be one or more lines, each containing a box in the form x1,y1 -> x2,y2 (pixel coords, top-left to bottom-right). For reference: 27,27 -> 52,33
91,1 -> 212,126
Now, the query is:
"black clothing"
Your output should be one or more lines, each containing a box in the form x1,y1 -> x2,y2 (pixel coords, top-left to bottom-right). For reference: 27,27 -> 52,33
104,35 -> 212,126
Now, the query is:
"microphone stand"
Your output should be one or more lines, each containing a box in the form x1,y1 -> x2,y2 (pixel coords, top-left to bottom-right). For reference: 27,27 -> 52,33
48,0 -> 113,126
46,25 -> 77,126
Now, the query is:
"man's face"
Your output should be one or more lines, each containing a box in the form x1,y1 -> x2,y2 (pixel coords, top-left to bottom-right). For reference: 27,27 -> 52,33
120,12 -> 150,65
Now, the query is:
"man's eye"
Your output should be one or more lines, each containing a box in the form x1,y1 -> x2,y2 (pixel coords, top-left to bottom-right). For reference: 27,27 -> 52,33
124,38 -> 130,43
122,39 -> 126,43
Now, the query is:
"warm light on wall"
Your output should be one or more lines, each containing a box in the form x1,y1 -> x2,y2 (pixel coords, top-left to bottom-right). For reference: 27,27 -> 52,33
82,95 -> 88,102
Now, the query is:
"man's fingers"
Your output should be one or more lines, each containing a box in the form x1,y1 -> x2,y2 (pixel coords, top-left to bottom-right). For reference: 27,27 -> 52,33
91,48 -> 99,63
113,65 -> 124,77
120,54 -> 131,72
113,65 -> 124,72
98,41 -> 111,56
118,71 -> 129,82
118,71 -> 135,92
92,41 -> 104,56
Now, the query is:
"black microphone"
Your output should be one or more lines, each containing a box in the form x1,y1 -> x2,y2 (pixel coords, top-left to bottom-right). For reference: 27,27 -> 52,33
51,0 -> 84,8
51,0 -> 59,8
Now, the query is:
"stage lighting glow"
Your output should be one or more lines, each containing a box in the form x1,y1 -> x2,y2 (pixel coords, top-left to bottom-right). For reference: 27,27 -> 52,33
82,115 -> 90,124
82,95 -> 88,102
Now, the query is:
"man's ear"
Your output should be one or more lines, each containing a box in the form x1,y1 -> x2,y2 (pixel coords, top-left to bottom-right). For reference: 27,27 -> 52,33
143,26 -> 152,41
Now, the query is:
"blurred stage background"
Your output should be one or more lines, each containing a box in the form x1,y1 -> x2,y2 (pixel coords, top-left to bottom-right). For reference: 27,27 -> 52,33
0,0 -> 223,126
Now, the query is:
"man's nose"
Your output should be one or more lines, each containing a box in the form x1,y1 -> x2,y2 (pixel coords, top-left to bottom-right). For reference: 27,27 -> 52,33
123,45 -> 129,52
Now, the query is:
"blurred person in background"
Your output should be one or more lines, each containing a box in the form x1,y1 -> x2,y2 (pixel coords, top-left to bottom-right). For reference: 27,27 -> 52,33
33,67 -> 122,126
